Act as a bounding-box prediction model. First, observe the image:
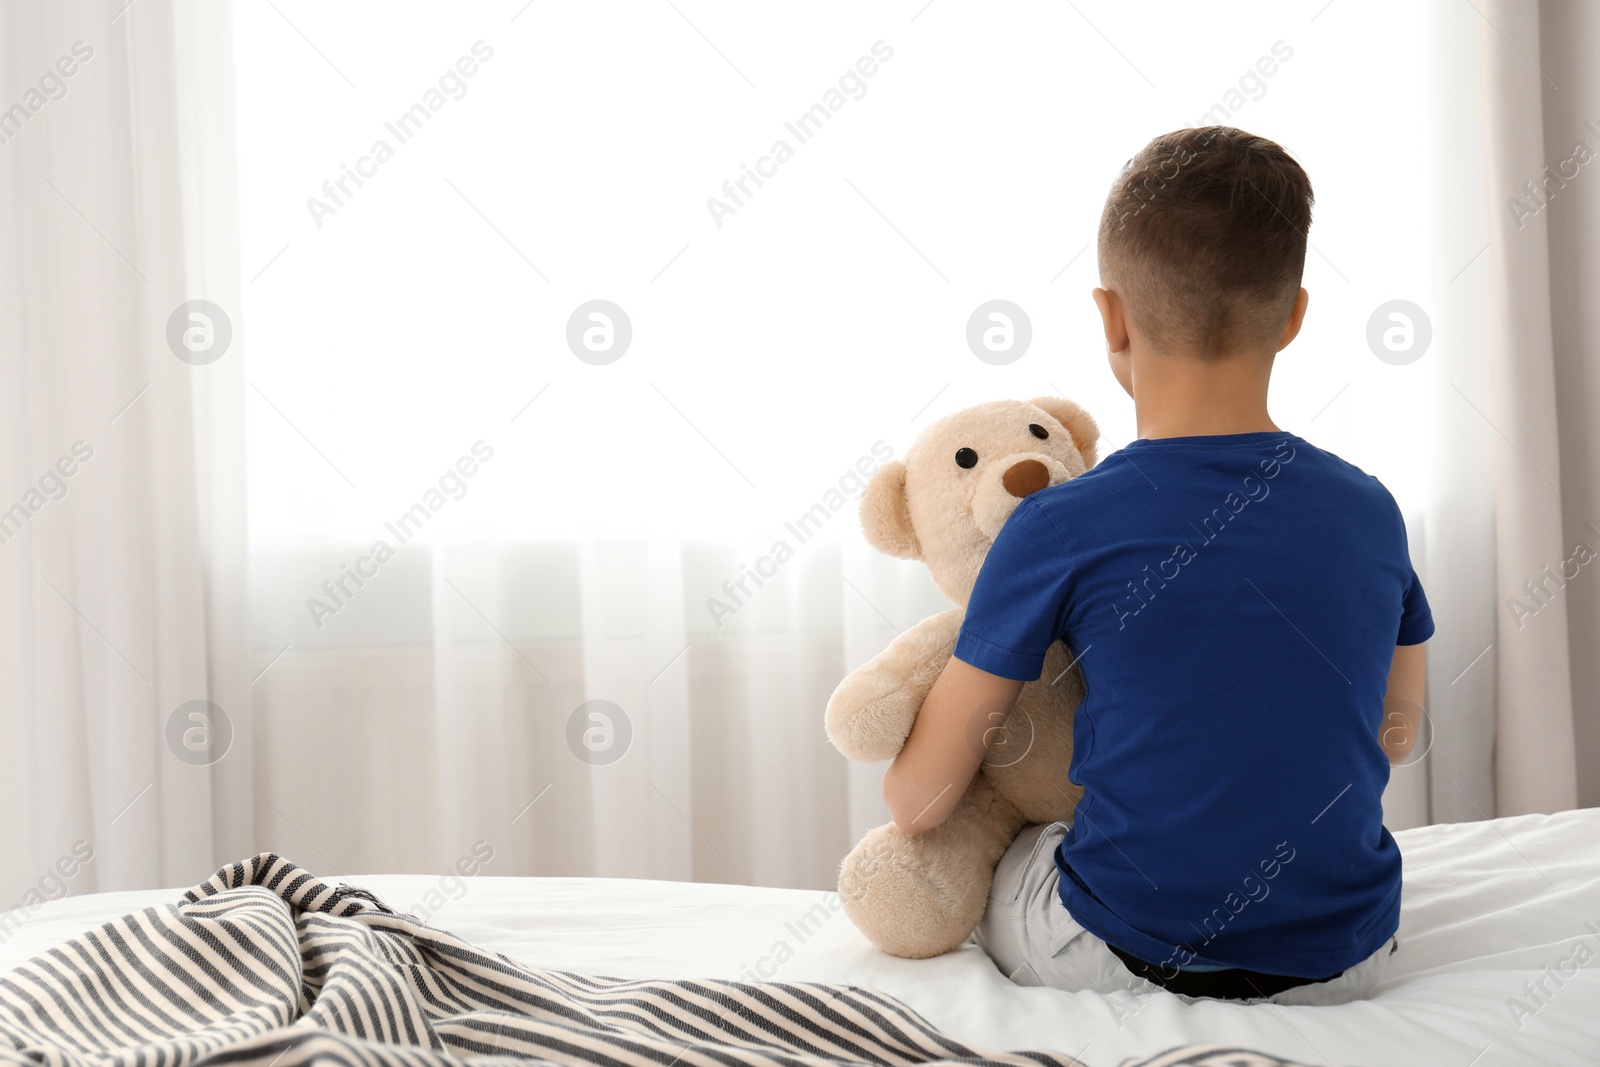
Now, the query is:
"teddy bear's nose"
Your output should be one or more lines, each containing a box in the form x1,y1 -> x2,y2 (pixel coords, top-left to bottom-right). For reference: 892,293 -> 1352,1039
1002,459 -> 1050,498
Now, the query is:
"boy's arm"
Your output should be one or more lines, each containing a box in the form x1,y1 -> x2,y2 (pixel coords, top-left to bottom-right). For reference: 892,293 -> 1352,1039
1384,489 -> 1433,765
888,496 -> 1071,833
882,656 -> 1024,833
1380,642 -> 1427,764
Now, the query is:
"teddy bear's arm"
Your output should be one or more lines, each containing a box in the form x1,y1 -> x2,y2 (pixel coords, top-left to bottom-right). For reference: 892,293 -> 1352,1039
824,608 -> 965,763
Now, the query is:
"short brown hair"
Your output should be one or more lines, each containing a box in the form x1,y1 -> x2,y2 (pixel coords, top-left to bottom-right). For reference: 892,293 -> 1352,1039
1097,127 -> 1313,358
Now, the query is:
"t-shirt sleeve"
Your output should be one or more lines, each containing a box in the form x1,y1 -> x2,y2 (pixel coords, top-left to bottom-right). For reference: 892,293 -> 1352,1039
1390,492 -> 1435,645
951,498 -> 1076,681
1398,567 -> 1434,645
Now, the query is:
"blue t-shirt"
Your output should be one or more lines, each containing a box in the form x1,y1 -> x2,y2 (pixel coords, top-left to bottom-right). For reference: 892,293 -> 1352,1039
951,431 -> 1434,978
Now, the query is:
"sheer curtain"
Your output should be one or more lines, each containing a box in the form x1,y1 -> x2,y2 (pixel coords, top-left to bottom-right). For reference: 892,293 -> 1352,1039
0,0 -> 249,901
6,0 -> 1593,900
232,0 -> 1497,891
247,533 -> 933,886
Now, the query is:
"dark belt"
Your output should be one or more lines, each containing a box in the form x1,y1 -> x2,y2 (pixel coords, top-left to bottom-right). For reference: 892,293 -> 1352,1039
1105,943 -> 1344,1001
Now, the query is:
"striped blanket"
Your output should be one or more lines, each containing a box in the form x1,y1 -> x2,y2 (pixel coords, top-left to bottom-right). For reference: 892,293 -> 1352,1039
0,854 -> 1318,1067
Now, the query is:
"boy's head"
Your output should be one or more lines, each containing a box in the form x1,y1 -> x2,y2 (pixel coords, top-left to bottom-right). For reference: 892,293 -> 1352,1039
1095,127 -> 1313,369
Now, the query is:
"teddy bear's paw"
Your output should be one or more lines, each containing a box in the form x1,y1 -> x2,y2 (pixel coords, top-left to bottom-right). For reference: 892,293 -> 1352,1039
837,824 -> 991,959
824,669 -> 923,762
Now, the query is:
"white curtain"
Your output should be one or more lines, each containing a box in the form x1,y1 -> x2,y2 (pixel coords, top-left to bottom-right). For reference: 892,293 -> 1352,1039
1471,0 -> 1596,816
0,0 -> 249,902
1411,0 -> 1597,823
3,0 -> 1597,900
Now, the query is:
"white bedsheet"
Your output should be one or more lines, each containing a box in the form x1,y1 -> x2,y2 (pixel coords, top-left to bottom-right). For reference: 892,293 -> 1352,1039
4,809 -> 1597,1067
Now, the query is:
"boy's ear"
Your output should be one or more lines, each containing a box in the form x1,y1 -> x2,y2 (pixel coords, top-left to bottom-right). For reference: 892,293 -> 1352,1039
1092,287 -> 1129,355
859,460 -> 921,560
1277,287 -> 1310,351
1029,397 -> 1100,469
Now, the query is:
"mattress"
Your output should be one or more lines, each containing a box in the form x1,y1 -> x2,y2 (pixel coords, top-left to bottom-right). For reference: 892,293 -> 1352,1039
3,808 -> 1596,1067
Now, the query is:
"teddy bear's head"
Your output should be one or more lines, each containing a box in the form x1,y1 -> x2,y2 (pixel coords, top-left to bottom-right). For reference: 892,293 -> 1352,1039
859,397 -> 1099,606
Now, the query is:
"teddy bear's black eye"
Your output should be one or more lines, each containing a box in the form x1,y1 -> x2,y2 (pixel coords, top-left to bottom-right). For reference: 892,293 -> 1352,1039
1029,423 -> 1048,439
955,447 -> 978,469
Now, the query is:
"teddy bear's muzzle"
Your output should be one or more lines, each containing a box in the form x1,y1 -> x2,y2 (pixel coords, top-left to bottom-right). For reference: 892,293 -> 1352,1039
971,453 -> 1073,542
1001,459 -> 1050,498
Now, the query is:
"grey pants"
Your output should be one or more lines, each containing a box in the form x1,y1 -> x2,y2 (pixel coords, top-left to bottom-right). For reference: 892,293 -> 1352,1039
973,821 -> 1399,1006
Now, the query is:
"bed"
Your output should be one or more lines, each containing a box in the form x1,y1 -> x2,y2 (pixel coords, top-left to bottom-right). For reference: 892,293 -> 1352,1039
2,808 -> 1596,1067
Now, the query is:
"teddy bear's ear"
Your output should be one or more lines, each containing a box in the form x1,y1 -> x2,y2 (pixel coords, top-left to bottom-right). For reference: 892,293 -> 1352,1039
1029,396 -> 1101,469
859,459 -> 921,560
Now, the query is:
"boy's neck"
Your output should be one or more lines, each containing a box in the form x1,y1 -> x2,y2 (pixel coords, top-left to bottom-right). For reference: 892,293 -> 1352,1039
1130,346 -> 1281,441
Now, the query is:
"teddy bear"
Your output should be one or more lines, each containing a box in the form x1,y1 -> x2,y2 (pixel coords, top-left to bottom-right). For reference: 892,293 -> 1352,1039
824,396 -> 1100,960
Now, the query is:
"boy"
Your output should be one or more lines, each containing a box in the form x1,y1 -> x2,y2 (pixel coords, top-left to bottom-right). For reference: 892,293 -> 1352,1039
881,127 -> 1433,1005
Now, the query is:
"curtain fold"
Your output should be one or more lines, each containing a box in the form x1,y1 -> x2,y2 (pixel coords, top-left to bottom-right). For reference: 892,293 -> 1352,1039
1477,0 -> 1589,816
249,532 -> 886,888
1535,0 -> 1600,812
0,0 -> 250,899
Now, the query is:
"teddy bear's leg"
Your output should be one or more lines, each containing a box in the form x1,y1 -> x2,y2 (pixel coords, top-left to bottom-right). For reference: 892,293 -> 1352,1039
838,775 -> 1027,959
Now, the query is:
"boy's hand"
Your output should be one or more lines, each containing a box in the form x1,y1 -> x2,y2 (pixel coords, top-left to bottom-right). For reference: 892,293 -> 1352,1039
1381,642 -> 1427,764
882,656 -> 1026,834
